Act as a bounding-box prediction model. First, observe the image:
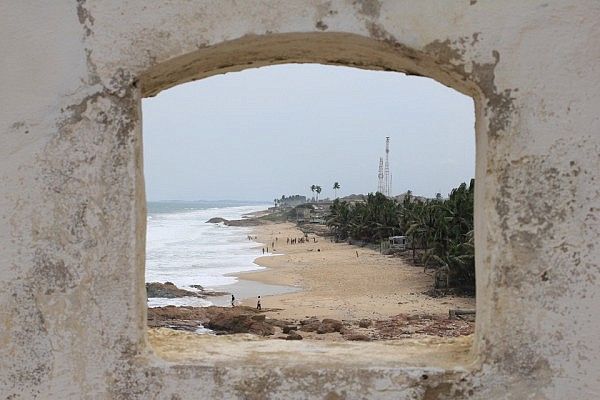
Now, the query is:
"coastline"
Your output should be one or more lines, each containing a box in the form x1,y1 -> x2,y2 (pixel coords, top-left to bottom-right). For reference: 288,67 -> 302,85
233,221 -> 475,321
146,202 -> 272,291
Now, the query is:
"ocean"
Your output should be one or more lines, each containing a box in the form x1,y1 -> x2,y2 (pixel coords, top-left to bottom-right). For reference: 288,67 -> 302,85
146,200 -> 296,307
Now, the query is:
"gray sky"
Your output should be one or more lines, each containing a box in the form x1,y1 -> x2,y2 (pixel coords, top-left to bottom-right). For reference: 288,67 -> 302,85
142,64 -> 474,202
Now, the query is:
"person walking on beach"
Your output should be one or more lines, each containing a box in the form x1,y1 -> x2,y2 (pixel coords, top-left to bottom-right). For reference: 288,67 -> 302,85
231,294 -> 235,307
262,248 -> 265,254
356,250 -> 359,258
256,296 -> 262,310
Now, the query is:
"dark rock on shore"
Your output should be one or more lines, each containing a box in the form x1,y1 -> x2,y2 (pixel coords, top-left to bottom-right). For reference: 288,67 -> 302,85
299,318 -> 343,334
300,317 -> 319,325
224,218 -> 265,227
207,312 -> 274,336
285,331 -> 303,340
282,325 -> 297,334
316,319 -> 343,334
321,318 -> 343,330
146,282 -> 203,298
147,306 -> 210,331
206,217 -> 228,224
299,318 -> 320,332
358,319 -> 372,328
267,319 -> 290,329
148,305 -> 274,335
345,333 -> 371,341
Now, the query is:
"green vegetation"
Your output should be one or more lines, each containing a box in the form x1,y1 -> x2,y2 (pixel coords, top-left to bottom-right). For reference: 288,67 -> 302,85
327,180 -> 475,290
276,194 -> 307,207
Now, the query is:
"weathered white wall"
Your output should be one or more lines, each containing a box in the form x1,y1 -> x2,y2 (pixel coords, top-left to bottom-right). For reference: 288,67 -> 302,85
1,1 -> 599,398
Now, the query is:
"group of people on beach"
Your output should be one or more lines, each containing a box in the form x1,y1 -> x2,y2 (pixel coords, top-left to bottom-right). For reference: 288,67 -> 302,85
261,235 -> 320,254
287,236 -> 317,245
243,232 -> 324,311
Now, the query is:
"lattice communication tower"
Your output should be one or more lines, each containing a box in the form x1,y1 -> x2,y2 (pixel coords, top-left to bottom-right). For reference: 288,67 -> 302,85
384,137 -> 391,196
377,157 -> 384,194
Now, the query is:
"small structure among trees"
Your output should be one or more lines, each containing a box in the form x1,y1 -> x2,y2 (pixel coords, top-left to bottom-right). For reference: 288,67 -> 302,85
388,235 -> 410,251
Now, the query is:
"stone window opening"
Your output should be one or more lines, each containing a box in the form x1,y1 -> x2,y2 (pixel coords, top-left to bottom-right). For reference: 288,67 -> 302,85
140,56 -> 478,369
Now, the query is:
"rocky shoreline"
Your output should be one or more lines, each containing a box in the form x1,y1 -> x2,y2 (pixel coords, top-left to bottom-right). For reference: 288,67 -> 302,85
146,282 -> 230,299
147,304 -> 474,341
206,216 -> 265,227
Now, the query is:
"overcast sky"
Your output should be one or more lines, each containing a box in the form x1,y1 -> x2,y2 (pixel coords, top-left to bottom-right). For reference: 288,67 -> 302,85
142,64 -> 475,202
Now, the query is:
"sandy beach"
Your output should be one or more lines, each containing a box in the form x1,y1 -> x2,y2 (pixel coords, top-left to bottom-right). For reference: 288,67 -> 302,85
235,222 -> 475,321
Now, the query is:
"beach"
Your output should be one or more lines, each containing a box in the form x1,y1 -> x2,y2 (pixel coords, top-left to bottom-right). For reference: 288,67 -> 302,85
235,222 -> 475,321
145,204 -> 476,342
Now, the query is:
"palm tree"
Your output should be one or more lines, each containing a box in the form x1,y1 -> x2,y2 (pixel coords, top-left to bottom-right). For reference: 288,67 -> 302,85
333,182 -> 340,198
327,199 -> 352,240
323,180 -> 475,290
315,186 -> 322,201
310,185 -> 316,202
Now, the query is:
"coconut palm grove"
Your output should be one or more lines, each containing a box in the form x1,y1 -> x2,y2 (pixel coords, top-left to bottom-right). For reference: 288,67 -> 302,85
326,180 -> 475,292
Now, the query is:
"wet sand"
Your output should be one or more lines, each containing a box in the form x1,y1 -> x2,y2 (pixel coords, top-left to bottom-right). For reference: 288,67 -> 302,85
205,278 -> 299,307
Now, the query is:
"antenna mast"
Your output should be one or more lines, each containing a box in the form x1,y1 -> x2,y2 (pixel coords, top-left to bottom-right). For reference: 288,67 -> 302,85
384,137 -> 390,196
377,157 -> 384,194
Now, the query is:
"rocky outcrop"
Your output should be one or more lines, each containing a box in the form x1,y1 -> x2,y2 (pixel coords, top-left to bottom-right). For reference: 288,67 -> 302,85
344,333 -> 371,341
319,319 -> 343,333
207,312 -> 274,336
148,305 -> 274,335
147,305 -> 210,331
189,284 -> 229,297
147,307 -> 475,340
146,281 -> 229,298
285,331 -> 303,340
205,216 -> 265,226
299,318 -> 343,334
224,218 -> 265,227
298,317 -> 320,332
146,282 -> 202,298
282,325 -> 297,334
206,217 -> 228,224
358,319 -> 372,328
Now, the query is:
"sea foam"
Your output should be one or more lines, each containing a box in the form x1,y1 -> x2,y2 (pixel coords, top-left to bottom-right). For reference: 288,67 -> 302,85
145,201 -> 270,306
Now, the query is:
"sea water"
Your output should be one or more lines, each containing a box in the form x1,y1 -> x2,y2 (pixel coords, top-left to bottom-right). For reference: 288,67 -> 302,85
146,200 -> 296,307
